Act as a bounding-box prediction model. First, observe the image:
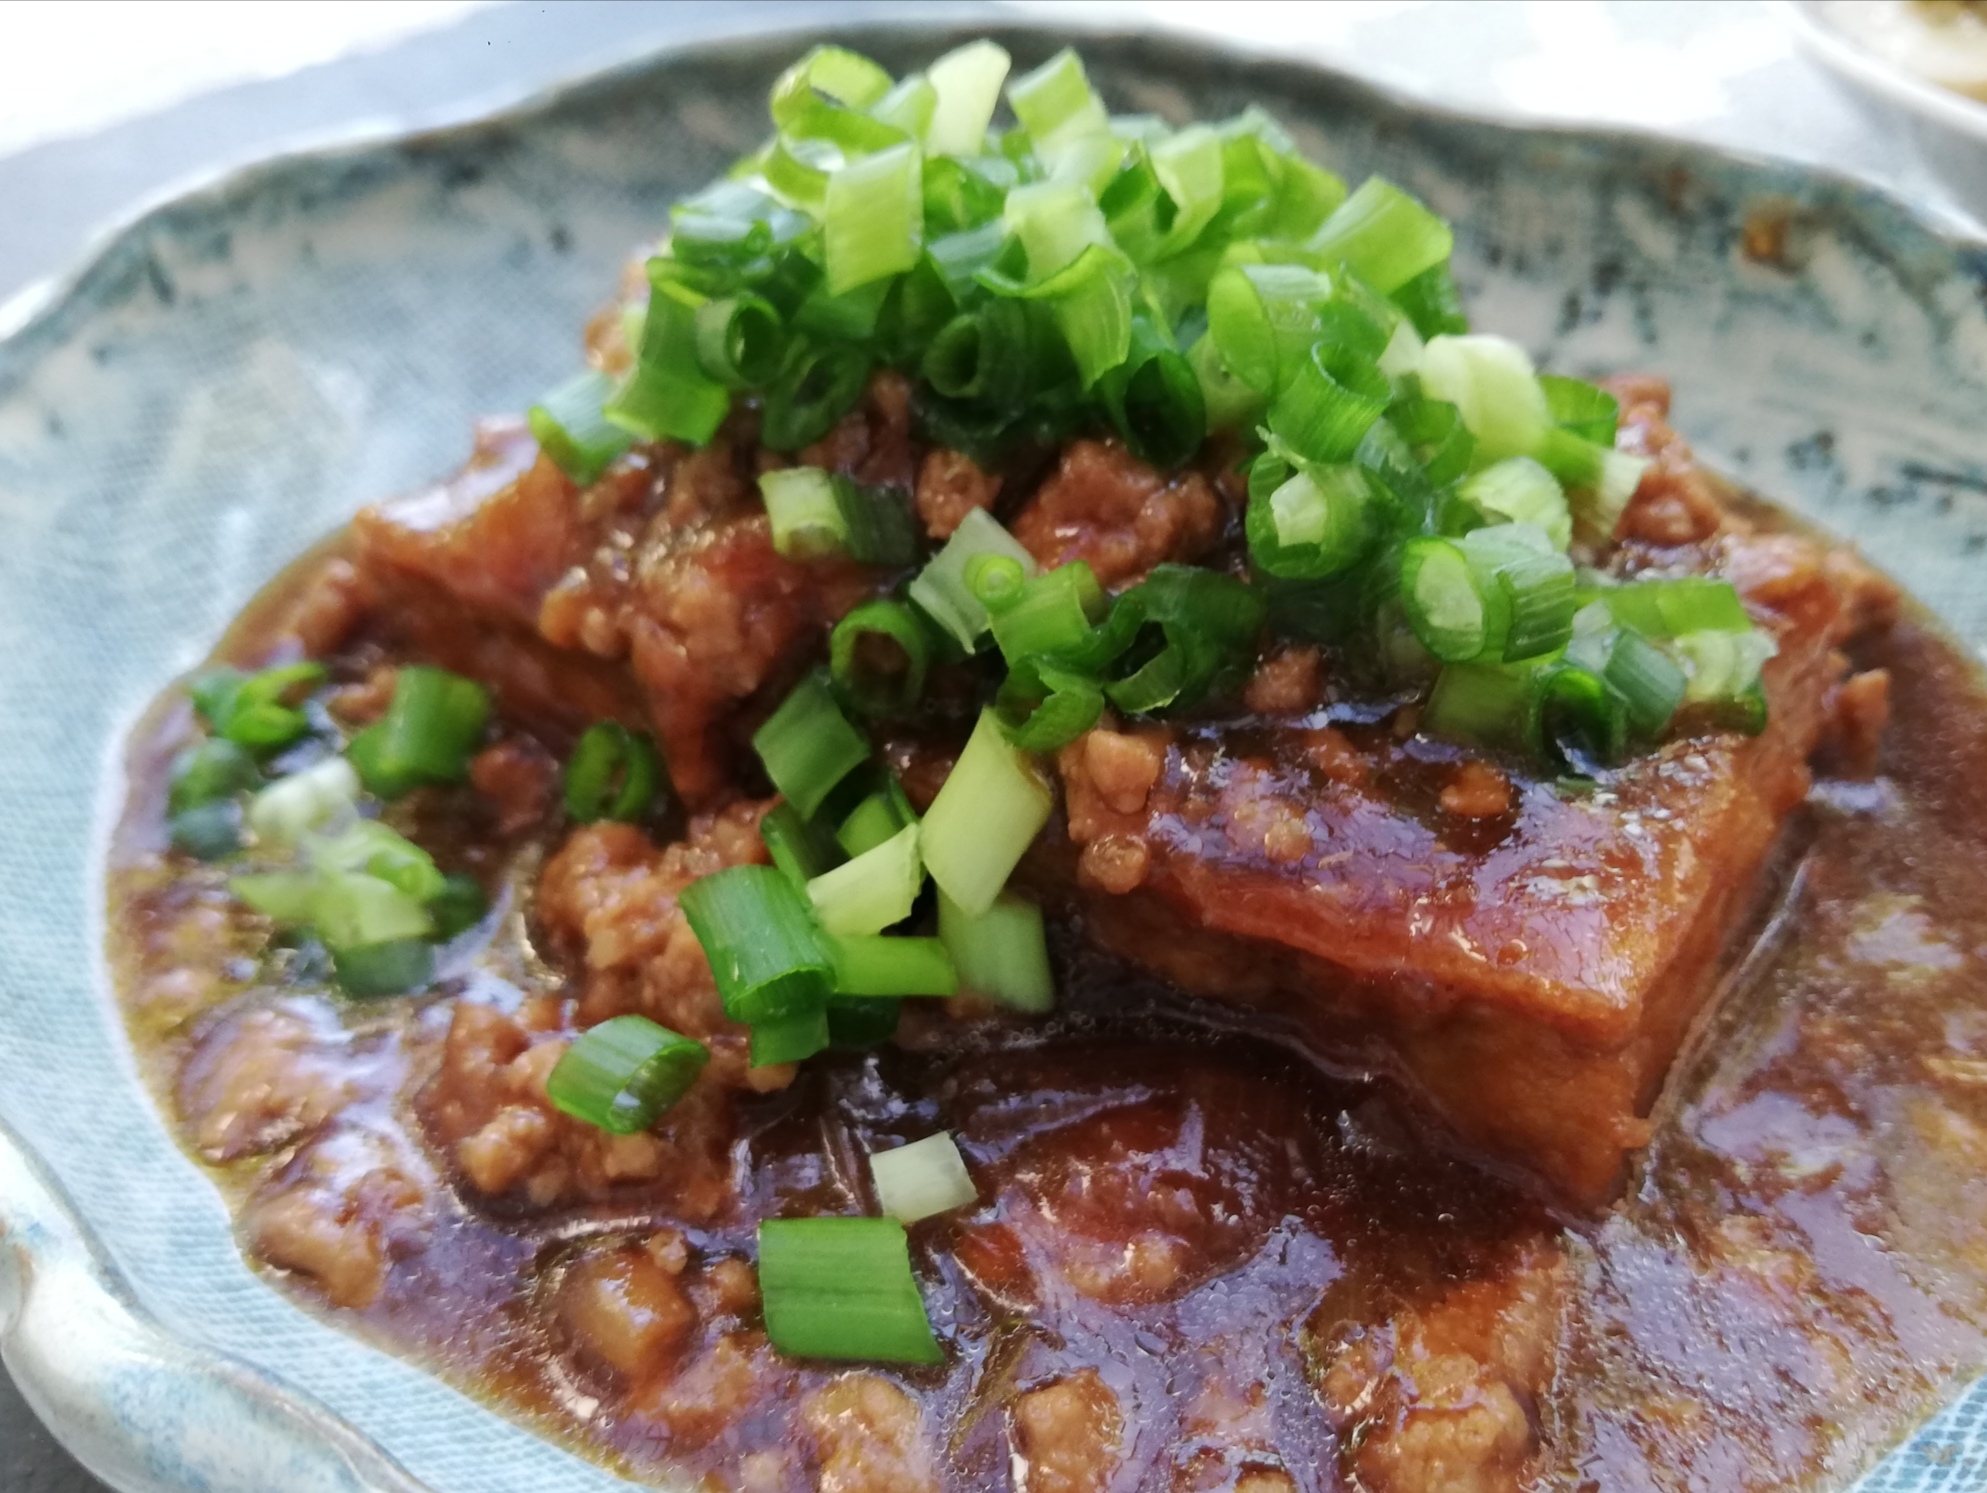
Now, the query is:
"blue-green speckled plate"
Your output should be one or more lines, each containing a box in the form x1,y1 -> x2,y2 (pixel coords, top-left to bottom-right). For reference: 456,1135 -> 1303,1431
3,18 -> 1987,1493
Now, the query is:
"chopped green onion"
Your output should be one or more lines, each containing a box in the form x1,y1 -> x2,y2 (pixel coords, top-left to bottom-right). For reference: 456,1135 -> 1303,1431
1461,456 -> 1570,551
762,801 -> 846,886
761,468 -> 849,559
771,45 -> 893,125
170,801 -> 243,861
310,819 -> 445,905
1097,320 -> 1206,469
760,343 -> 872,452
1422,662 -> 1535,754
1267,343 -> 1391,464
989,562 -> 1104,664
168,737 -> 259,816
1387,398 -> 1477,487
1007,48 -> 1109,165
1416,334 -> 1552,466
247,756 -> 360,847
693,294 -> 786,389
344,666 -> 490,800
920,709 -> 1053,918
1246,458 -> 1378,580
331,939 -> 435,999
830,935 -> 958,997
827,996 -> 903,1049
1391,262 -> 1470,339
1402,525 -> 1572,665
1586,577 -> 1752,637
869,1132 -> 977,1222
1538,374 -> 1619,445
925,39 -> 1011,156
546,1015 -> 710,1134
751,1008 -> 833,1067
1532,662 -> 1629,768
831,600 -> 933,719
825,142 -> 924,295
908,508 -> 1040,652
807,823 -> 924,936
872,74 -> 937,141
757,1217 -> 942,1364
837,785 -> 914,858
1567,616 -> 1688,737
605,277 -> 732,446
564,722 -> 662,823
753,672 -> 870,820
1672,628 -> 1777,704
996,660 -> 1105,752
530,370 -> 636,484
188,662 -> 326,753
1206,263 -> 1328,394
229,869 -> 323,923
938,889 -> 1054,1012
312,870 -> 435,953
681,864 -> 835,1024
430,873 -> 489,940
1308,177 -> 1454,294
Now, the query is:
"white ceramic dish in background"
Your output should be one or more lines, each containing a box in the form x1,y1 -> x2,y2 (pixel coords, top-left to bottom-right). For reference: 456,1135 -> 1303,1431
1786,0 -> 1987,220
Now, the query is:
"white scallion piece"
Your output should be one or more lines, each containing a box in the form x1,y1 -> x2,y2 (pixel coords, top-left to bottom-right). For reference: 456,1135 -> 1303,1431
870,1132 -> 977,1222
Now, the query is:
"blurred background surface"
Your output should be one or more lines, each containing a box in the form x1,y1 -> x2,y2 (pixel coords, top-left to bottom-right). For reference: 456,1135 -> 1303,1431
0,1 -> 1958,1488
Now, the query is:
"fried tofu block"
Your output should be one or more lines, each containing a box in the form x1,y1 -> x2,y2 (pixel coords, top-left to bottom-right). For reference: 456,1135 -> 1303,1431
1045,513 -> 1888,1207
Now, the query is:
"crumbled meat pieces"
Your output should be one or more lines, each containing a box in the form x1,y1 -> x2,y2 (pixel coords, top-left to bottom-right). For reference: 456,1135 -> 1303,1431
559,1246 -> 699,1381
1081,728 -> 1166,815
1604,376 -> 1727,547
418,997 -> 736,1214
799,370 -> 918,492
1441,760 -> 1514,820
469,737 -> 557,834
1830,667 -> 1890,778
244,1126 -> 429,1310
1313,1243 -> 1561,1493
270,556 -> 371,658
536,807 -> 777,1083
1011,439 -> 1224,588
803,1374 -> 939,1493
1245,646 -> 1324,716
628,1331 -> 794,1450
915,447 -> 1001,538
1012,1370 -> 1125,1493
176,1000 -> 386,1162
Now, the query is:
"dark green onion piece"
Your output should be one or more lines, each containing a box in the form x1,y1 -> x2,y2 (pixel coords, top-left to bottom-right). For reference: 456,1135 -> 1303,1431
1587,577 -> 1751,638
757,1217 -> 943,1364
920,709 -> 1054,918
189,662 -> 326,753
753,671 -> 871,820
679,864 -> 835,1025
1538,374 -> 1619,445
830,935 -> 958,998
331,938 -> 436,999
1422,662 -> 1536,755
909,509 -> 1039,652
345,666 -> 491,800
831,600 -> 933,719
996,660 -> 1104,752
937,889 -> 1054,1012
837,786 -> 914,858
530,370 -> 636,485
1531,663 -> 1629,769
1391,262 -> 1470,339
762,343 -> 872,452
1387,398 -> 1477,488
750,1007 -> 833,1067
826,996 -> 903,1049
762,802 -> 847,887
168,737 -> 260,815
605,279 -> 732,446
546,1014 -> 710,1134
1568,624 -> 1688,738
1245,456 -> 1378,581
564,722 -> 663,823
1267,343 -> 1391,465
430,873 -> 490,941
989,563 -> 1103,665
693,294 -> 787,389
169,800 -> 244,862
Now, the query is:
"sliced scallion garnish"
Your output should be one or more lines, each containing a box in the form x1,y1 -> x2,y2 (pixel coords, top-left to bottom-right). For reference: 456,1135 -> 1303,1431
564,721 -> 662,824
545,1014 -> 710,1134
919,710 -> 1053,919
344,666 -> 490,800
752,672 -> 870,821
757,1217 -> 943,1364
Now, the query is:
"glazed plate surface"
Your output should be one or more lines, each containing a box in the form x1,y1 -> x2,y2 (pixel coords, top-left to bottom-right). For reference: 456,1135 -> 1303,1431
4,19 -> 1987,1493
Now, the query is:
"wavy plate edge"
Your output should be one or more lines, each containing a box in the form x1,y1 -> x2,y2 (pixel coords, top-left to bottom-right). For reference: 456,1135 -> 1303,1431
6,9 -> 1987,1491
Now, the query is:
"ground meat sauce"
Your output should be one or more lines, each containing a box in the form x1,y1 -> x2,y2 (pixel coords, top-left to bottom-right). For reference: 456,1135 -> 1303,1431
107,381 -> 1987,1492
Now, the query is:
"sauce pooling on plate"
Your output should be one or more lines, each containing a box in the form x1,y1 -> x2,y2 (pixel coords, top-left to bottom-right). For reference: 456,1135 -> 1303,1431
104,36 -> 1987,1493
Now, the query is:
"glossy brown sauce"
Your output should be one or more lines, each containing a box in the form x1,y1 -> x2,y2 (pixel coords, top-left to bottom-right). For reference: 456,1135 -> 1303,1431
107,524 -> 1987,1492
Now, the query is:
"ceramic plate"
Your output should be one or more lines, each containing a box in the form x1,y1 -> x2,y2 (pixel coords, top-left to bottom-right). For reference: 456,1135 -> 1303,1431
5,18 -> 1987,1493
